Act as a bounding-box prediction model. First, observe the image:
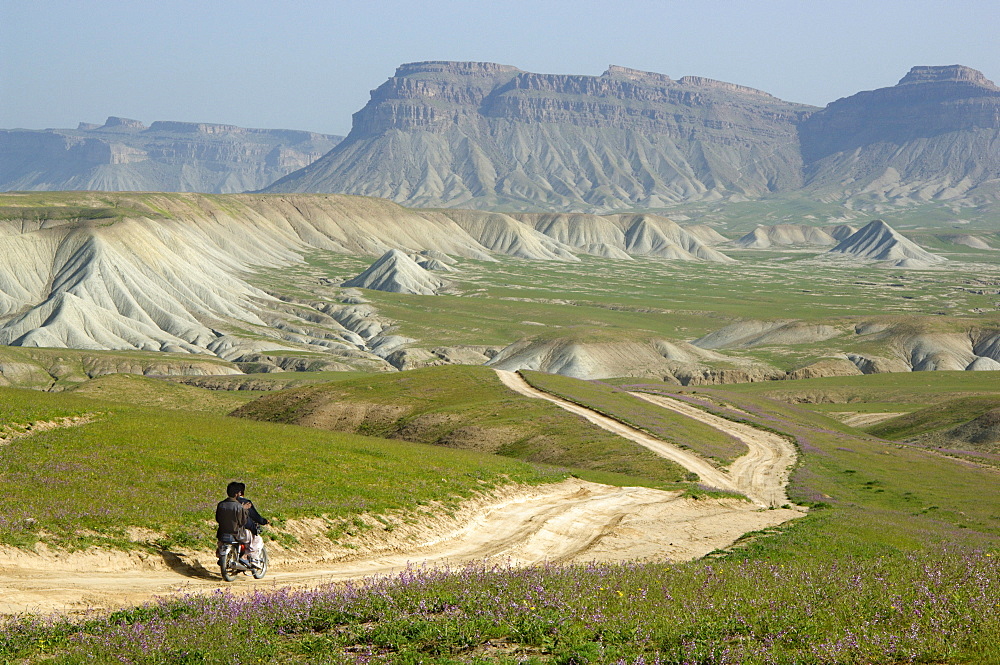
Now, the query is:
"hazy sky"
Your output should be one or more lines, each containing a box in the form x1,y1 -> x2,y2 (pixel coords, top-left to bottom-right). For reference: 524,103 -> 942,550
2,0 -> 998,136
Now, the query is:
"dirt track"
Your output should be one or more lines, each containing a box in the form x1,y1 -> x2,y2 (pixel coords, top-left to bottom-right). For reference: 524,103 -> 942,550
494,371 -> 743,496
495,371 -> 797,507
0,372 -> 803,615
627,391 -> 797,508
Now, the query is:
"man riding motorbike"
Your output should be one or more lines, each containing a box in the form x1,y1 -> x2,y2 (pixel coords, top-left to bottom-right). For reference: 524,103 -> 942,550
215,481 -> 269,568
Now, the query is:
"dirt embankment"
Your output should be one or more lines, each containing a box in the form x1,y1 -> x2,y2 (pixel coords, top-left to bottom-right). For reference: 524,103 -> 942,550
0,414 -> 97,445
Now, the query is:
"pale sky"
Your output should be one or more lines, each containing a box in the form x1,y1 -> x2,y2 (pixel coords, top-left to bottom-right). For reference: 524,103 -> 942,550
2,0 -> 998,136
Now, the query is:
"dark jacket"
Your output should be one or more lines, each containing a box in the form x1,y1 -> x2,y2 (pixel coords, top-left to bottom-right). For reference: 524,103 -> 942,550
215,497 -> 250,541
238,496 -> 269,535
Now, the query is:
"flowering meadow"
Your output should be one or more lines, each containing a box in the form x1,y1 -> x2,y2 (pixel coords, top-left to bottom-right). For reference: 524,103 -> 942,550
3,546 -> 999,664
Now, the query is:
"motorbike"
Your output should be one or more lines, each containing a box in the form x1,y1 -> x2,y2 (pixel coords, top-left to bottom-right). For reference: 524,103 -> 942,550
217,527 -> 269,581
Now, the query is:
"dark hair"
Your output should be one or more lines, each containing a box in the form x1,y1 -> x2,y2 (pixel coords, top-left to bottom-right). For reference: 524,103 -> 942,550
226,481 -> 246,498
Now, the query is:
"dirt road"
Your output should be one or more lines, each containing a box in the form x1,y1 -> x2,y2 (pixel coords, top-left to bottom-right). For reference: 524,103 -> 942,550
495,370 -> 796,507
494,371 -> 742,496
0,372 -> 802,615
628,392 -> 797,508
0,478 -> 801,614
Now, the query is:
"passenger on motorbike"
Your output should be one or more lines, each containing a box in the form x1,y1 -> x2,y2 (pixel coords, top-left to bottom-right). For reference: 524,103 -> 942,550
234,482 -> 269,564
215,481 -> 268,567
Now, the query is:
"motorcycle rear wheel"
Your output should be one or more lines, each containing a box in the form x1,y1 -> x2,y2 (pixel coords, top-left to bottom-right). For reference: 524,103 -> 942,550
252,548 -> 269,579
220,547 -> 239,582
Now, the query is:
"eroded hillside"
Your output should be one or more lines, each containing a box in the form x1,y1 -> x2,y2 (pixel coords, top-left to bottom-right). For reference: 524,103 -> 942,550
1,192 -> 999,386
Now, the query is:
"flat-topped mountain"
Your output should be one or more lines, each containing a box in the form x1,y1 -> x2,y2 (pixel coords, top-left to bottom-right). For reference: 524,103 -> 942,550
801,65 -> 1000,159
266,61 -> 815,210
799,65 -> 1000,205
267,61 -> 999,212
0,117 -> 342,193
10,64 -> 995,211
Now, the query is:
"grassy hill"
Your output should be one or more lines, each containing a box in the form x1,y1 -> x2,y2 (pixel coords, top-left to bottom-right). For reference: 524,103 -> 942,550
231,365 -> 689,486
701,371 -> 1000,468
6,369 -> 1000,663
868,395 -> 1000,442
0,383 -> 568,552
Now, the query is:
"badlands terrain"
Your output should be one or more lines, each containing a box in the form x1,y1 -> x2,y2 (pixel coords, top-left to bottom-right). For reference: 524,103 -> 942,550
1,185 -> 1000,661
2,65 -> 1000,657
1,190 -> 999,391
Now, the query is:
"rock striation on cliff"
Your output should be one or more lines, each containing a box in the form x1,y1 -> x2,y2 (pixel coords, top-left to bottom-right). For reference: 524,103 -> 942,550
799,65 -> 1000,205
266,61 -> 815,210
0,117 -> 342,193
268,61 -> 1000,212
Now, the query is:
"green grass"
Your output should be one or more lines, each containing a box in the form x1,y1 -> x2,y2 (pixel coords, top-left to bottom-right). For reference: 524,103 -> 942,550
68,374 -> 258,414
521,370 -> 749,467
0,204 -> 119,223
868,395 -> 1000,441
0,385 -> 566,551
233,365 -> 690,487
7,372 -> 1000,663
0,191 -> 157,224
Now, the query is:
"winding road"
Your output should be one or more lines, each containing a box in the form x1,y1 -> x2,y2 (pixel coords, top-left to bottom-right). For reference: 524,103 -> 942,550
628,391 -> 796,508
495,371 -> 797,507
0,371 -> 802,615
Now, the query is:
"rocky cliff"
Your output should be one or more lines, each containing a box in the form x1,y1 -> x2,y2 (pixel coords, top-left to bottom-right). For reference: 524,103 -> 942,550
0,117 -> 342,193
266,61 -> 815,210
799,65 -> 1000,205
268,61 -> 1000,213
